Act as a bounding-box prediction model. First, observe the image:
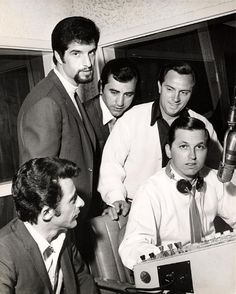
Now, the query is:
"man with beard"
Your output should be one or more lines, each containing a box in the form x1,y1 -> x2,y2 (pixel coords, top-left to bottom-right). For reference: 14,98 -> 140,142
17,17 -> 100,222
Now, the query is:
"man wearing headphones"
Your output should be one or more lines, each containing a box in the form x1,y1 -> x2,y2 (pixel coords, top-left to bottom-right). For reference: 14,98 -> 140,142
98,62 -> 222,220
119,116 -> 236,270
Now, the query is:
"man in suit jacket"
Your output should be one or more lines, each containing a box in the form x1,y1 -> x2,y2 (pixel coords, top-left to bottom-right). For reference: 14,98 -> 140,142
84,58 -> 139,157
84,58 -> 139,216
17,17 -> 100,222
0,157 -> 98,294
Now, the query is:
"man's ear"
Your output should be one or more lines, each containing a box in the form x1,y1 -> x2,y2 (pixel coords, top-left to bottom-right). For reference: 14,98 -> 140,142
54,51 -> 63,65
165,144 -> 172,159
157,81 -> 161,94
41,206 -> 54,222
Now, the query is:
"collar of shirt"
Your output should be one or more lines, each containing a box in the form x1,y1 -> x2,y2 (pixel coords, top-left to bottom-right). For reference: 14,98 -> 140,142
54,68 -> 78,99
150,98 -> 190,126
24,222 -> 66,261
168,162 -> 203,185
54,68 -> 81,115
99,95 -> 115,126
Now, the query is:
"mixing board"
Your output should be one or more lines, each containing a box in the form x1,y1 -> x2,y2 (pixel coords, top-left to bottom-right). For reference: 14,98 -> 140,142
133,230 -> 236,294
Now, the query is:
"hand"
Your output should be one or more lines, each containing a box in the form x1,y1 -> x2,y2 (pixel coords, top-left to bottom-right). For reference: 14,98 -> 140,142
102,200 -> 131,220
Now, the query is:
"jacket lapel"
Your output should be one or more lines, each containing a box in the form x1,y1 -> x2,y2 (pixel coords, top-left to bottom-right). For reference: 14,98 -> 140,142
95,98 -> 110,139
13,220 -> 53,293
49,71 -> 96,150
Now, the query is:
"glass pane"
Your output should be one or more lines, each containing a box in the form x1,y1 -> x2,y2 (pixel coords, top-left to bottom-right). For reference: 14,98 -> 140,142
103,13 -> 236,143
0,50 -> 45,182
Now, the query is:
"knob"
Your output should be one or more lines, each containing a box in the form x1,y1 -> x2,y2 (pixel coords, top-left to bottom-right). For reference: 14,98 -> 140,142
167,243 -> 175,255
158,245 -> 164,252
174,242 -> 183,253
140,255 -> 146,261
149,252 -> 155,259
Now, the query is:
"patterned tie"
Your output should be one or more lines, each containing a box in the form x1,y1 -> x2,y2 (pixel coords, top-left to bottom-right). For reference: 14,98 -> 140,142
189,187 -> 202,243
43,246 -> 55,288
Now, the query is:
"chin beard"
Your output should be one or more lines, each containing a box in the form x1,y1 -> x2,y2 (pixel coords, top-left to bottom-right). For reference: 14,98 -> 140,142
74,71 -> 94,84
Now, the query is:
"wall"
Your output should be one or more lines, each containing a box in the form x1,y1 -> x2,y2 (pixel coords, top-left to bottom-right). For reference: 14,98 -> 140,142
0,0 -> 73,50
0,0 -> 234,49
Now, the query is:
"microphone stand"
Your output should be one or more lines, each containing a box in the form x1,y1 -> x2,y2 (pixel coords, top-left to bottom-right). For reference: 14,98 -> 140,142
217,86 -> 236,182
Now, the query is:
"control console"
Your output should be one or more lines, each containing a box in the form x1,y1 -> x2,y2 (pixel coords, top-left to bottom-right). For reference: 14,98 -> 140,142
133,230 -> 236,294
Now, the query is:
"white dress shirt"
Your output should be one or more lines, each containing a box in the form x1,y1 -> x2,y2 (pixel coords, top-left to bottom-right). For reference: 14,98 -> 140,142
54,68 -> 81,115
99,95 -> 116,132
24,222 -> 65,292
119,167 -> 236,270
98,102 -> 222,206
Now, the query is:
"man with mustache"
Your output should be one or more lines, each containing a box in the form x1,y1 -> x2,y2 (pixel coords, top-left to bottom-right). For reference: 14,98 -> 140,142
17,17 -> 100,223
0,157 -> 98,294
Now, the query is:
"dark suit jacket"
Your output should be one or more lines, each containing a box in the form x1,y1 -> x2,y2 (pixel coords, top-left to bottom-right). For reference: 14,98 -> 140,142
84,95 -> 109,158
84,96 -> 110,216
17,70 -> 96,220
0,218 -> 98,294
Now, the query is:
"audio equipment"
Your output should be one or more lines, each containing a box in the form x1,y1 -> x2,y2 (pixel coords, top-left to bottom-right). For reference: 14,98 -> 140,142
218,86 -> 236,183
165,161 -> 204,194
133,230 -> 236,294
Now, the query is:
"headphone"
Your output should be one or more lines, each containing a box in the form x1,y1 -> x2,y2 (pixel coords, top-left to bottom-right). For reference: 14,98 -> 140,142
165,161 -> 204,194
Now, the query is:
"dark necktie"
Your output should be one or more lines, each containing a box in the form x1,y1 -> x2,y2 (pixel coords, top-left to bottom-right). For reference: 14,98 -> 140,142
74,92 -> 95,148
189,187 -> 202,243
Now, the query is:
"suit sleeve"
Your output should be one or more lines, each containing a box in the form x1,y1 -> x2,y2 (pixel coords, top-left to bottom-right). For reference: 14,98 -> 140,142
0,243 -> 16,294
70,242 -> 98,294
18,97 -> 62,163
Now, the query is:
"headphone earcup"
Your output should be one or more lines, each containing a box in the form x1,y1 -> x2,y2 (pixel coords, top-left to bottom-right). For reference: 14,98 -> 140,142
176,179 -> 192,194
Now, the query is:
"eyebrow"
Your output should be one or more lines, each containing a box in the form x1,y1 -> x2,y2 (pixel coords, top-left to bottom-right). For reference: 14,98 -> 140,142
178,140 -> 206,145
165,84 -> 192,91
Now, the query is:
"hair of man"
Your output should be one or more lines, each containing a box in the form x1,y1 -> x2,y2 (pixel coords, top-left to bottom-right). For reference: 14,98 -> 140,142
167,116 -> 210,147
52,16 -> 100,65
99,58 -> 139,91
158,62 -> 196,86
12,157 -> 80,224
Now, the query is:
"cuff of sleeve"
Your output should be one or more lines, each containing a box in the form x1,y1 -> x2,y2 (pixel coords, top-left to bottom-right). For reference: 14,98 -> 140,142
105,190 -> 127,206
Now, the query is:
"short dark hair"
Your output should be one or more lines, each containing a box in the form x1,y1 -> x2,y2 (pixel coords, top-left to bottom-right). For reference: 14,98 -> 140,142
12,157 -> 80,224
52,16 -> 100,65
159,62 -> 196,85
168,116 -> 209,147
99,58 -> 139,91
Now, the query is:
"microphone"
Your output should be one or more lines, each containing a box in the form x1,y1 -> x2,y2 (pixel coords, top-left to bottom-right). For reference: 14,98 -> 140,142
217,86 -> 236,183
